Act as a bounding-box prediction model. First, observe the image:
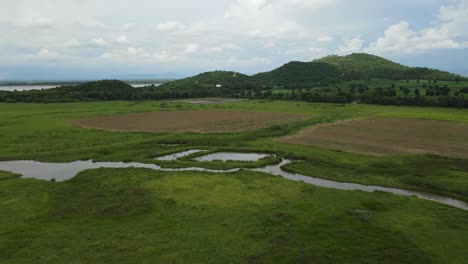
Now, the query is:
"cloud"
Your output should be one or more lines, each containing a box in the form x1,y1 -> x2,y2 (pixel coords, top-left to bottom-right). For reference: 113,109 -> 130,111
156,21 -> 185,33
206,43 -> 240,53
90,38 -> 109,47
317,36 -> 333,42
37,48 -> 60,58
123,23 -> 136,30
127,47 -> 144,56
365,2 -> 468,54
1,0 -> 468,79
184,43 -> 199,54
338,36 -> 364,54
116,35 -> 130,44
18,16 -> 54,28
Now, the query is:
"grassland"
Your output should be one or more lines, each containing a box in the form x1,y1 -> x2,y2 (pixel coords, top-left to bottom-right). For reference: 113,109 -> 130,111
1,168 -> 468,263
1,100 -> 468,262
72,110 -> 309,133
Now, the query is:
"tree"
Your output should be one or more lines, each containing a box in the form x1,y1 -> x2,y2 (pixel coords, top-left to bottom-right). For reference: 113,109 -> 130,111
403,87 -> 410,96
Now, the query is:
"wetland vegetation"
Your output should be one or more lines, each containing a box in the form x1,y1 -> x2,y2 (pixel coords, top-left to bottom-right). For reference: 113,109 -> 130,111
1,99 -> 468,262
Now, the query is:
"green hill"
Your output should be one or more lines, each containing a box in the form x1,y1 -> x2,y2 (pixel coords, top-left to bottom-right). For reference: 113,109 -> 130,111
252,61 -> 341,87
55,80 -> 134,92
161,71 -> 252,90
315,53 -> 460,81
160,54 -> 462,90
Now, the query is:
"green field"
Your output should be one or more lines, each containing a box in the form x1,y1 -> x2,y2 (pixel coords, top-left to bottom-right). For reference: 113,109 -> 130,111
1,100 -> 468,263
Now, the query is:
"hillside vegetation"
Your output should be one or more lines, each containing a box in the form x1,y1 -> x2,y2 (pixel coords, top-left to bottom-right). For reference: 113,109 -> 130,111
315,53 -> 460,81
252,61 -> 342,87
1,53 -> 467,108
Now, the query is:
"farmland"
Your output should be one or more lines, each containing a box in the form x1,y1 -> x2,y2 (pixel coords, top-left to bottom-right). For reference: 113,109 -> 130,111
280,117 -> 468,158
1,99 -> 468,263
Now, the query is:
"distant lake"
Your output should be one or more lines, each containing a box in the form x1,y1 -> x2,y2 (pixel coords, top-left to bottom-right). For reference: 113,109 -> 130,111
0,85 -> 60,91
130,83 -> 163,88
0,83 -> 163,91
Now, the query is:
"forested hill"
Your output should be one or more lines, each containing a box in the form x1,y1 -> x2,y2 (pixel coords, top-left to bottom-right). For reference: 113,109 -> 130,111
315,53 -> 460,81
161,71 -> 252,90
163,53 -> 462,89
251,61 -> 341,87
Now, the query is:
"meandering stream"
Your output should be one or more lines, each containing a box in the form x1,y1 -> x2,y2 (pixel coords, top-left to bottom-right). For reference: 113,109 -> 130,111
0,151 -> 467,211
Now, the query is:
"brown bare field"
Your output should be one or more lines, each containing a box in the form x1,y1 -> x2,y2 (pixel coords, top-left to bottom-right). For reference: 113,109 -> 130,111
72,110 -> 309,133
280,117 -> 468,158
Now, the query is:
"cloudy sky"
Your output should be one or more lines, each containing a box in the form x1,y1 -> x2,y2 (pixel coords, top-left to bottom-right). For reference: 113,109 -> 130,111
1,0 -> 468,80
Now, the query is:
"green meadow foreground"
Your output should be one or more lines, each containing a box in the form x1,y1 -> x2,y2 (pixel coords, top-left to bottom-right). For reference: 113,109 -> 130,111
1,100 -> 468,263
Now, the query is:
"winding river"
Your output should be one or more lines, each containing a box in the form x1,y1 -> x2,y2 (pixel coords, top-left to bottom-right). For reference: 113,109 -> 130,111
0,151 -> 467,211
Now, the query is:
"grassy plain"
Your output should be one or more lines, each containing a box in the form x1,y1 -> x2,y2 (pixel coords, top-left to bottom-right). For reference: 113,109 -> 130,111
72,110 -> 309,133
1,100 -> 468,262
1,168 -> 468,263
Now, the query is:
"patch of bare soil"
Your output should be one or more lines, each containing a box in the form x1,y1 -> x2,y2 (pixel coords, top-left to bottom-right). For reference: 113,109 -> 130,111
280,117 -> 468,158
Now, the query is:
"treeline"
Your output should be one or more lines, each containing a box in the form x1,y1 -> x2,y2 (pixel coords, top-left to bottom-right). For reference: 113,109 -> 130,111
1,79 -> 467,109
255,90 -> 468,108
0,79 -> 261,103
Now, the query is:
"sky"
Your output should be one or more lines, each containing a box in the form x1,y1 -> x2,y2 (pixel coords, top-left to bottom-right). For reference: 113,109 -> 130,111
1,0 -> 468,80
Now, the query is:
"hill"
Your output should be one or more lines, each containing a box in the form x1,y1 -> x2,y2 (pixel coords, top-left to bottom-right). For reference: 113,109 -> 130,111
161,71 -> 251,89
315,53 -> 460,81
252,61 -> 341,87
157,54 -> 463,90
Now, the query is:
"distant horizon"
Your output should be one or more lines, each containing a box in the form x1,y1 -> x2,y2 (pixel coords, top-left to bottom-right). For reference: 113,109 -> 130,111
1,52 -> 467,82
1,0 -> 468,80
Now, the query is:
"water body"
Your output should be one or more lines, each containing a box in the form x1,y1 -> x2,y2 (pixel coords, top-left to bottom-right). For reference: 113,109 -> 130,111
0,85 -> 60,91
0,83 -> 163,91
0,160 -> 238,182
195,152 -> 269,162
0,155 -> 467,211
131,83 -> 163,88
156,149 -> 205,161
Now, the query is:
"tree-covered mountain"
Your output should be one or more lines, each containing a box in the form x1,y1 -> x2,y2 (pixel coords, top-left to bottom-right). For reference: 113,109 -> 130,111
160,53 -> 463,89
161,71 -> 252,90
251,61 -> 341,87
315,53 -> 461,81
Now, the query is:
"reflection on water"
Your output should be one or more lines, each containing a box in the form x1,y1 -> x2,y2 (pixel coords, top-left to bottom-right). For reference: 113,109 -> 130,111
0,160 -> 238,182
254,159 -> 468,211
195,152 -> 269,162
156,150 -> 204,161
1,154 -> 467,211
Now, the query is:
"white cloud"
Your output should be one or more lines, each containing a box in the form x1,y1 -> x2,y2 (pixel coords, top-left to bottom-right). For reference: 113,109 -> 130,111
1,0 -> 467,78
123,23 -> 136,30
365,2 -> 468,54
184,43 -> 199,54
116,35 -> 130,44
64,39 -> 81,48
18,16 -> 54,28
317,36 -> 333,42
127,46 -> 144,56
37,48 -> 60,58
156,21 -> 185,33
338,36 -> 364,54
309,47 -> 327,57
90,38 -> 109,47
206,43 -> 240,53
